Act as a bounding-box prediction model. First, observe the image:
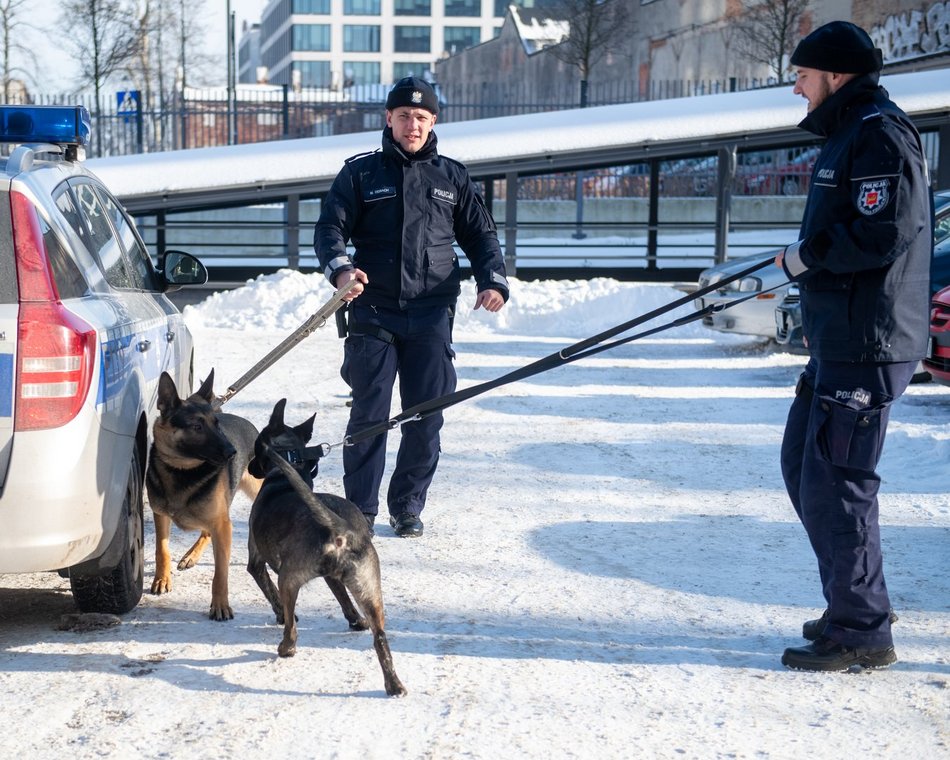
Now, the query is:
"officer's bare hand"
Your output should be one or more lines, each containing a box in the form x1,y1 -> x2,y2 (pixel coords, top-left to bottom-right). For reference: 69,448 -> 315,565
774,251 -> 785,268
335,269 -> 368,301
474,289 -> 505,312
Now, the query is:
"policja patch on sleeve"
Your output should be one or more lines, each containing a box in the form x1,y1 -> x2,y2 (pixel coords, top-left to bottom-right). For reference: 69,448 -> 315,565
856,179 -> 890,215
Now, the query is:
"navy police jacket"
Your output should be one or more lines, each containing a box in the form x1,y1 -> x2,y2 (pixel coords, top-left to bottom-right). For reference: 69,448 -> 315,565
782,74 -> 932,363
314,127 -> 509,311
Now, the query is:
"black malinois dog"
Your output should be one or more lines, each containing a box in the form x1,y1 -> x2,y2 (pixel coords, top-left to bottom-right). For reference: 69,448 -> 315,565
246,398 -> 406,697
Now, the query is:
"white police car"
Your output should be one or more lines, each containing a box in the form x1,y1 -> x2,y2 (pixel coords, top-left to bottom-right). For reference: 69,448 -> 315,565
0,105 -> 207,614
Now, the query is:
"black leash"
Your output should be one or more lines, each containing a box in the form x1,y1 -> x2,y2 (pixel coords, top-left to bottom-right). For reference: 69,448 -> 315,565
213,280 -> 357,409
337,257 -> 781,448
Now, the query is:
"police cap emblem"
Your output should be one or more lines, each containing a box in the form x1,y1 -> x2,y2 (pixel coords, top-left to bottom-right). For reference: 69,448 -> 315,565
411,90 -> 423,105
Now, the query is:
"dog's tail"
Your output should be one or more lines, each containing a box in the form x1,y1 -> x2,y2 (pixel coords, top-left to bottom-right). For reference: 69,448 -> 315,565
262,446 -> 349,537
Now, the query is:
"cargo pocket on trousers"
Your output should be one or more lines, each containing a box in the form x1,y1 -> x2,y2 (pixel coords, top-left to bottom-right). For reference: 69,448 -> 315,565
814,396 -> 888,472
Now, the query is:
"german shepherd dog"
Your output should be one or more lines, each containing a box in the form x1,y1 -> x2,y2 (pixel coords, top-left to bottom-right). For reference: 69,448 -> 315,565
146,370 -> 262,621
246,399 -> 406,697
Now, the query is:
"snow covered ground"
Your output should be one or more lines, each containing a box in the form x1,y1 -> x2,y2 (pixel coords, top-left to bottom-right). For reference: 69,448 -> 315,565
0,273 -> 947,759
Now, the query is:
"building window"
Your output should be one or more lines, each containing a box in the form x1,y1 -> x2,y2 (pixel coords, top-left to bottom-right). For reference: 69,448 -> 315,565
344,61 -> 381,85
344,25 -> 381,51
445,0 -> 480,17
295,60 -> 332,87
392,62 -> 431,80
495,0 -> 542,14
293,0 -> 330,12
394,25 -> 431,53
344,0 -> 380,14
293,24 -> 331,51
444,26 -> 480,54
394,0 -> 430,14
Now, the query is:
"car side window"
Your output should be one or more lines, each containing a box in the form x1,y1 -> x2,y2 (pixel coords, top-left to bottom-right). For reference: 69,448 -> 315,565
94,185 -> 158,290
54,183 -> 93,252
69,180 -> 133,289
40,215 -> 89,300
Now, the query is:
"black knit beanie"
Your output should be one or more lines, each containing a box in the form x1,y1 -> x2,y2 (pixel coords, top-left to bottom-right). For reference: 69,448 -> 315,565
790,21 -> 883,74
385,77 -> 439,115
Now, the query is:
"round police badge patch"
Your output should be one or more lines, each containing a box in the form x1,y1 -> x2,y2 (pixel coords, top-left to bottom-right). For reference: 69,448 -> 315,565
857,179 -> 890,215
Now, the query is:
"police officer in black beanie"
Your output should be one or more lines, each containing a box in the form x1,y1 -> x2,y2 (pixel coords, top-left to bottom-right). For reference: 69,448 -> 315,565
776,21 -> 932,671
314,76 -> 509,538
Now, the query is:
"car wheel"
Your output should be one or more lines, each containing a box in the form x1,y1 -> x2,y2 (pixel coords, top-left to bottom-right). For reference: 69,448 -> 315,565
911,360 -> 932,384
70,446 -> 145,614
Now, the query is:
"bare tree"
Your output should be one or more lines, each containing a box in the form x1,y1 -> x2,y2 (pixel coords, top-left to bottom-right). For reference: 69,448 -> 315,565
59,0 -> 140,152
125,0 -> 216,105
734,0 -> 811,84
0,0 -> 39,100
545,0 -> 634,107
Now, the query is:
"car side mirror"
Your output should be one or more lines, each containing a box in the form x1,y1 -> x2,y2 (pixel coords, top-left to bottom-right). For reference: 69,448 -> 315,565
162,250 -> 208,292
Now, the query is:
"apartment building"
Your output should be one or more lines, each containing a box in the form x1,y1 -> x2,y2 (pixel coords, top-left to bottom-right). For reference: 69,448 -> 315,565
248,0 -> 552,88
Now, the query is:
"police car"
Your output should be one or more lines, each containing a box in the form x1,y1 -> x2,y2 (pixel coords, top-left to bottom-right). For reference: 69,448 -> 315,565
0,105 -> 207,614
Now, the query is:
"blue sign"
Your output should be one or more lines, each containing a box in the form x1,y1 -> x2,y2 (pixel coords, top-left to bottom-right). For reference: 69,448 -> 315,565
116,90 -> 140,122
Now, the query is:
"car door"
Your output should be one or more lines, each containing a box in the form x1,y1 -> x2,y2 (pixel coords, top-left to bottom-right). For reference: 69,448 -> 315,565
60,178 -> 164,436
89,181 -> 189,405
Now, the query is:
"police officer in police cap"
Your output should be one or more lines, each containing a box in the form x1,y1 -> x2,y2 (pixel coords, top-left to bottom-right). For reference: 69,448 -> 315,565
315,76 -> 509,538
776,21 -> 932,671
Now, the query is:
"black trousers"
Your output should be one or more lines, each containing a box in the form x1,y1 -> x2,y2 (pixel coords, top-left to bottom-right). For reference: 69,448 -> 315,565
780,356 -> 915,648
340,303 -> 456,519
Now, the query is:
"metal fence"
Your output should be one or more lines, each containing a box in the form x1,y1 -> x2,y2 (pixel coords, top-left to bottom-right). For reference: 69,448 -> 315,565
13,76 -> 774,158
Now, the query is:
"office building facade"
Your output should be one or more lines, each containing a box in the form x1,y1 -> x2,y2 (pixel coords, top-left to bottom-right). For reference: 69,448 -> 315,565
251,0 -> 551,88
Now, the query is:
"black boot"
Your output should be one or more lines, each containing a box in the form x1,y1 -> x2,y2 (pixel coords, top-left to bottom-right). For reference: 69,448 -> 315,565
782,636 -> 897,672
390,512 -> 423,538
802,608 -> 898,641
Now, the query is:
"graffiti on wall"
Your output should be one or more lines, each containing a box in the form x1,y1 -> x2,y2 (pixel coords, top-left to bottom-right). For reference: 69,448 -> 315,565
870,1 -> 950,61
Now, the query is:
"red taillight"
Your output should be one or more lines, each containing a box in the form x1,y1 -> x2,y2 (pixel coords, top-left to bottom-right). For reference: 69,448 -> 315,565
11,191 -> 97,431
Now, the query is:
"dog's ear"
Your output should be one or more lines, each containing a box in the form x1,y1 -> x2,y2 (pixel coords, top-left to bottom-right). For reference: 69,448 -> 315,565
269,399 -> 287,428
294,413 -> 316,443
194,368 -> 215,403
156,372 -> 181,419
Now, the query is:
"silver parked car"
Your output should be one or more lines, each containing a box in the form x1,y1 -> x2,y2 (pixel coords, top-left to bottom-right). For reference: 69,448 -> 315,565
0,105 -> 207,613
694,251 -> 791,339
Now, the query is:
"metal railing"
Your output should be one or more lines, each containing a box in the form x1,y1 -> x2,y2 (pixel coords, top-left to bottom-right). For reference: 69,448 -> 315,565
11,76 -> 775,158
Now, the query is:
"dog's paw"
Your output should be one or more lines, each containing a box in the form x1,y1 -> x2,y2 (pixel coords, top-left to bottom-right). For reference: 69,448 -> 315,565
386,679 -> 408,698
150,576 -> 172,595
348,617 -> 369,631
209,603 -> 234,621
177,556 -> 197,571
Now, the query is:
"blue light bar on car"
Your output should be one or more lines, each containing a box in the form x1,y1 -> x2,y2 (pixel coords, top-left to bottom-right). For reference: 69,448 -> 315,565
0,105 -> 91,146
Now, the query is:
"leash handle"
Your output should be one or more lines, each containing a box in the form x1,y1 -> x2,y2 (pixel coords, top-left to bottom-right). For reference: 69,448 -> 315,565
213,279 -> 357,409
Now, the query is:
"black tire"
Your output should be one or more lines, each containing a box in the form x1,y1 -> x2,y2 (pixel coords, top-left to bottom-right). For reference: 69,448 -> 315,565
70,446 -> 145,614
910,360 -> 932,385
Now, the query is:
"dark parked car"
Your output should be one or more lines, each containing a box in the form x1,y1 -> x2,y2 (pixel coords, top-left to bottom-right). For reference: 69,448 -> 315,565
0,105 -> 207,613
774,188 -> 950,368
